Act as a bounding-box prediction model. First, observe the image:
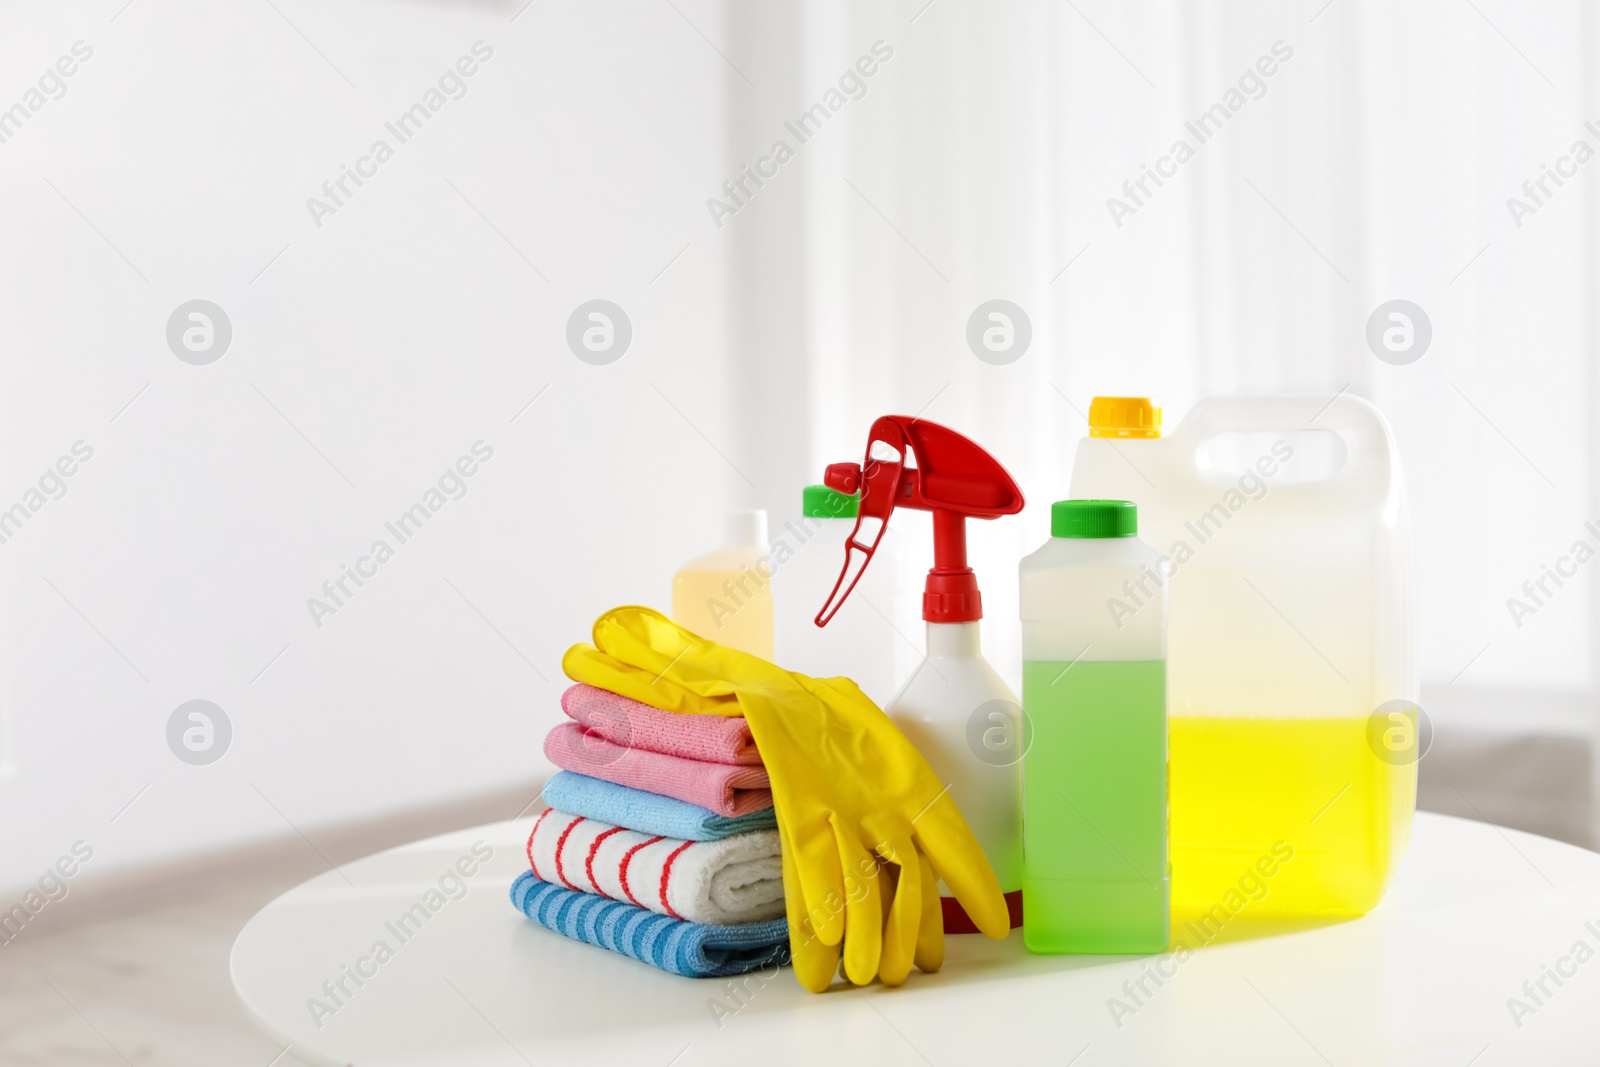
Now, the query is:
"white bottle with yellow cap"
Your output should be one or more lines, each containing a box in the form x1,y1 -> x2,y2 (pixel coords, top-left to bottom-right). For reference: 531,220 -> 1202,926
1068,394 -> 1416,925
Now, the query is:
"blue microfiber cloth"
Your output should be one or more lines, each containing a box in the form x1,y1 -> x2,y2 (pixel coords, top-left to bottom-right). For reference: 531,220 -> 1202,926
510,871 -> 790,978
542,770 -> 778,842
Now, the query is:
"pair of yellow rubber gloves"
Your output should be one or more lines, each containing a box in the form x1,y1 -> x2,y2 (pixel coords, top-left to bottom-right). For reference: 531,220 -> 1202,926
563,606 -> 1008,992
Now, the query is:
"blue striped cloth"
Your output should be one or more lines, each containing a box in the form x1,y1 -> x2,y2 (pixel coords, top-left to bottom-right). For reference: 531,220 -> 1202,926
542,771 -> 777,842
510,871 -> 790,978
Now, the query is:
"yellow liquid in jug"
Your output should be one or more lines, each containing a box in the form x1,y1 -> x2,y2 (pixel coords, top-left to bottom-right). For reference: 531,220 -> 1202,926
1169,715 -> 1415,921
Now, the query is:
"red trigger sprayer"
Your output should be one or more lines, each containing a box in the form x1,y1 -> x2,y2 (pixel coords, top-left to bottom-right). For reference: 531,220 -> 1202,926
815,415 -> 1026,933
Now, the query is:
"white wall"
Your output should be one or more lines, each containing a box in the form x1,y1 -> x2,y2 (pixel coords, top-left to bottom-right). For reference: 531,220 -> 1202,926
0,0 -> 749,891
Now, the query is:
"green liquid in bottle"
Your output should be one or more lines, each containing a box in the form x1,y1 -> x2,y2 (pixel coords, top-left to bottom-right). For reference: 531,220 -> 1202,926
1022,658 -> 1168,954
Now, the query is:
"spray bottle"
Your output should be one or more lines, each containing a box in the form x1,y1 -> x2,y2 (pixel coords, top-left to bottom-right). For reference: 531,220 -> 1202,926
815,416 -> 1026,932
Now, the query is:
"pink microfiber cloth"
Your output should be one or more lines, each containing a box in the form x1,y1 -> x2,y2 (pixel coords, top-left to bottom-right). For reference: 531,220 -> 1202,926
561,684 -> 761,766
544,722 -> 773,817
527,808 -> 783,925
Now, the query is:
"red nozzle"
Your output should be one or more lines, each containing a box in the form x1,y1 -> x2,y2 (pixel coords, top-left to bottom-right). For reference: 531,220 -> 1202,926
814,417 -> 1024,627
823,462 -> 862,496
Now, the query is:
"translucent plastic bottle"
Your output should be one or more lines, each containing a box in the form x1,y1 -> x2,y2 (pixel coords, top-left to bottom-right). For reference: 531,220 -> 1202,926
891,618 -> 1025,929
772,485 -> 904,705
672,510 -> 774,659
1020,500 -> 1168,954
1069,396 -> 1416,920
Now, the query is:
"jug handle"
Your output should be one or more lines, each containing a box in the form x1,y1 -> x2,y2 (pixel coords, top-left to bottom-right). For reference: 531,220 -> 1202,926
1164,393 -> 1398,499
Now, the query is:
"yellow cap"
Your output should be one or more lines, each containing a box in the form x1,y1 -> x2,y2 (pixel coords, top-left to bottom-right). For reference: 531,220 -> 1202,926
1089,396 -> 1162,438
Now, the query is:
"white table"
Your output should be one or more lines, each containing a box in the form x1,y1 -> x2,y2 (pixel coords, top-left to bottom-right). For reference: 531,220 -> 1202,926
232,812 -> 1600,1066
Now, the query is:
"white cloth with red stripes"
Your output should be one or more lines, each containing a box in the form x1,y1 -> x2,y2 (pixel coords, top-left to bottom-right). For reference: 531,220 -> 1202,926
526,807 -> 784,926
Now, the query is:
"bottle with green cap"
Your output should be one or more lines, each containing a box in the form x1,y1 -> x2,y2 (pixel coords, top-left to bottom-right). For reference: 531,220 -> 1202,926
1018,499 -> 1169,954
771,485 -> 905,705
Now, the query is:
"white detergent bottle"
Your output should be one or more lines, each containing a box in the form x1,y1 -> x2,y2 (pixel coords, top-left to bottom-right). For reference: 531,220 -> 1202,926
1019,499 -> 1168,955
772,485 -> 904,706
814,416 -> 1026,933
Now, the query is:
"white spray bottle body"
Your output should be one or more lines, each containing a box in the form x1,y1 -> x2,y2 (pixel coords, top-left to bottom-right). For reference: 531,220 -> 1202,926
887,621 -> 1023,899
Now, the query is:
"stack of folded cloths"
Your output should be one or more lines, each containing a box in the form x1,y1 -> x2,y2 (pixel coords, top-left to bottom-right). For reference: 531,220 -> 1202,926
510,683 -> 789,978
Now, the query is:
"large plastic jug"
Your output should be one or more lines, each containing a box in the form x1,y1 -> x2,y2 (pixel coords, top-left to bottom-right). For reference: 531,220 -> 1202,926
1069,395 -> 1416,921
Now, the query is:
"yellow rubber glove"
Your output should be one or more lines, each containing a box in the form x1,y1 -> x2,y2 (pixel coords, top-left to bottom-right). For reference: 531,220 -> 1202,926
562,606 -> 1009,992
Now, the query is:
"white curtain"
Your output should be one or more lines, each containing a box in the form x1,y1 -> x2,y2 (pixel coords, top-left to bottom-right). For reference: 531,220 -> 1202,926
725,0 -> 1599,829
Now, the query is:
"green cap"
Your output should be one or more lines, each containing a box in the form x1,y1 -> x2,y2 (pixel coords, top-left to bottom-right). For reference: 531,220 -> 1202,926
1052,499 -> 1137,538
803,484 -> 860,519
